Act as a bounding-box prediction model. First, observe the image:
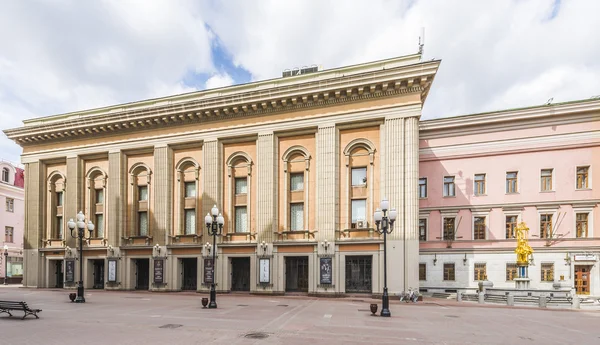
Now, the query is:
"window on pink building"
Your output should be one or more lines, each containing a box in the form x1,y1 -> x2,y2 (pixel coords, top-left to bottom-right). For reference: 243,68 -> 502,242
577,167 -> 589,189
506,216 -> 517,239
443,218 -> 455,240
1,168 -> 8,182
419,178 -> 427,198
443,176 -> 455,197
4,226 -> 13,243
576,213 -> 588,238
541,169 -> 553,191
419,219 -> 427,241
474,217 -> 486,240
474,174 -> 485,195
506,172 -> 518,193
5,198 -> 14,212
540,214 -> 553,238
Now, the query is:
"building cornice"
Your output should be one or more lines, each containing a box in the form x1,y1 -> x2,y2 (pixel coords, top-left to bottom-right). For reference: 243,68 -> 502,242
419,199 -> 600,213
4,56 -> 440,146
419,98 -> 600,140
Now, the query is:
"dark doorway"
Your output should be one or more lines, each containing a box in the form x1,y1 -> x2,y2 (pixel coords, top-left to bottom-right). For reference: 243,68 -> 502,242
92,260 -> 105,289
181,258 -> 197,291
55,260 -> 64,288
345,256 -> 372,293
231,257 -> 250,291
135,259 -> 150,290
285,256 -> 309,292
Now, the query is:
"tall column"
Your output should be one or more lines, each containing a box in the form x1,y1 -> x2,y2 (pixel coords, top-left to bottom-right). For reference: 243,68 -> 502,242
23,161 -> 44,287
315,124 -> 338,242
404,116 -> 420,292
65,155 -> 83,248
256,132 -> 277,243
153,144 -> 173,245
107,150 -> 124,247
202,139 -> 222,239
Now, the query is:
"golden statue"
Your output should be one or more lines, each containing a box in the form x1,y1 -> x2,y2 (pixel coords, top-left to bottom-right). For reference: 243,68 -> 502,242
515,222 -> 533,266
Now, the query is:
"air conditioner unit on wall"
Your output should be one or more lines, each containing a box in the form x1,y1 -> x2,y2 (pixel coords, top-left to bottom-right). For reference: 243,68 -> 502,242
356,220 -> 367,229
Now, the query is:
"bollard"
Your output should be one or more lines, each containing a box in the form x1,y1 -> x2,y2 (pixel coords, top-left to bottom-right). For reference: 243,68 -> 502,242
478,291 -> 485,304
572,295 -> 580,309
538,294 -> 547,308
507,294 -> 514,306
456,292 -> 462,302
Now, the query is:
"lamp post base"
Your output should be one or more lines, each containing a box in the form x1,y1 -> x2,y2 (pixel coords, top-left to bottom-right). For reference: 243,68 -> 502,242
75,283 -> 86,303
380,288 -> 391,317
208,285 -> 217,309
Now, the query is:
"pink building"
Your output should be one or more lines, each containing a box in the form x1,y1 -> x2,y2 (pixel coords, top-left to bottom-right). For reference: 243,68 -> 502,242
418,99 -> 600,296
0,160 -> 24,284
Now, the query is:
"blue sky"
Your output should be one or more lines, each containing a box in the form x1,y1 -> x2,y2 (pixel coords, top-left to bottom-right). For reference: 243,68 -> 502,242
1,0 -> 599,164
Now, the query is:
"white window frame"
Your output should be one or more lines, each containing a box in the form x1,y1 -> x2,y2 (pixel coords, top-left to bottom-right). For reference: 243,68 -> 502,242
440,211 -> 459,241
419,177 -> 428,199
503,211 -> 521,239
472,211 -> 489,241
573,207 -> 594,238
473,173 -> 486,196
540,168 -> 554,193
537,207 -> 558,239
505,171 -> 519,194
443,176 -> 456,197
575,165 -> 592,190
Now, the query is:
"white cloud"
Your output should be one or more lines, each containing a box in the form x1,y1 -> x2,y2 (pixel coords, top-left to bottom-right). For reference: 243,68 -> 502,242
205,73 -> 234,89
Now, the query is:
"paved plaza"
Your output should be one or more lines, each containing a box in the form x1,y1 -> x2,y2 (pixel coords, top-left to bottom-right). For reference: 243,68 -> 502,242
0,286 -> 599,345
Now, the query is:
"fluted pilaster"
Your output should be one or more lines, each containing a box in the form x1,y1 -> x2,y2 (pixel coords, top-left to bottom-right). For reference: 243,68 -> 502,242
316,124 -> 338,241
108,150 -> 124,247
404,116 -> 420,290
383,117 -> 405,241
153,145 -> 173,245
256,132 -> 277,243
65,155 -> 82,247
202,139 -> 222,239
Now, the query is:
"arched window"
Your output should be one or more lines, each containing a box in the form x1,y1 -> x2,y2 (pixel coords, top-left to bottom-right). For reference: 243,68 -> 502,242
1,167 -> 9,183
86,167 -> 107,239
175,158 -> 200,236
343,139 -> 376,229
47,171 -> 66,240
281,146 -> 311,231
226,152 -> 252,234
129,163 -> 152,237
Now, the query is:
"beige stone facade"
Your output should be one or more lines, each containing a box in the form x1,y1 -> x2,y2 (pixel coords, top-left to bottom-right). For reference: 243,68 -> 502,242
4,54 -> 439,296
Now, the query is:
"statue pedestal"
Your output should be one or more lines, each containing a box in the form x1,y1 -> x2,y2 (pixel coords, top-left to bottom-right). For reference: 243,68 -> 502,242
515,278 -> 530,290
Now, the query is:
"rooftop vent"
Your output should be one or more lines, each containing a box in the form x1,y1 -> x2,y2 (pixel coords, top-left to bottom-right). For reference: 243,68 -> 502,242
282,64 -> 320,78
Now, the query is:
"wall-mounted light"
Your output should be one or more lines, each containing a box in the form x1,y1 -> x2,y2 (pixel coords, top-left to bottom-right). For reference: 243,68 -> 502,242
321,239 -> 330,250
463,253 -> 467,266
433,253 -> 437,266
564,252 -> 571,266
153,243 -> 161,256
260,241 -> 268,255
204,242 -> 212,255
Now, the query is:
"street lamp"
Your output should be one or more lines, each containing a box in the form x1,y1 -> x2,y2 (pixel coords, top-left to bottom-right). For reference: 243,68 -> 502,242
374,198 -> 397,317
67,211 -> 94,303
3,245 -> 8,285
204,205 -> 224,309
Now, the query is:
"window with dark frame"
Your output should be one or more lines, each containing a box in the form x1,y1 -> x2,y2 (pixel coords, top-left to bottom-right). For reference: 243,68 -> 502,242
506,263 -> 517,281
95,213 -> 104,238
5,198 -> 14,212
506,215 -> 517,239
419,178 -> 427,198
419,219 -> 427,241
56,216 -> 63,239
138,211 -> 148,236
474,263 -> 487,281
540,214 -> 553,238
1,167 -> 8,182
576,166 -> 589,189
474,217 -> 486,240
419,263 -> 426,281
5,226 -> 13,243
95,188 -> 104,204
541,263 -> 554,282
443,176 -> 455,197
576,213 -> 589,238
138,186 -> 148,201
184,209 -> 195,235
184,181 -> 196,198
56,192 -> 63,206
541,169 -> 553,191
443,263 -> 455,281
506,172 -> 518,193
443,217 -> 455,240
474,174 -> 486,195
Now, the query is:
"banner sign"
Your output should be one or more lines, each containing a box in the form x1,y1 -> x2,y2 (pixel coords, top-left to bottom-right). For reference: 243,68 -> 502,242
320,257 -> 333,285
153,259 -> 164,284
204,259 -> 214,284
65,259 -> 75,283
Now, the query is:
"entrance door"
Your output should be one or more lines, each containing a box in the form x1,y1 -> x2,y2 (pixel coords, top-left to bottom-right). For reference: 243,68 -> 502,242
93,260 -> 105,289
231,257 -> 250,291
55,260 -> 64,288
135,259 -> 150,290
575,265 -> 591,295
181,258 -> 197,291
285,257 -> 308,292
345,256 -> 372,293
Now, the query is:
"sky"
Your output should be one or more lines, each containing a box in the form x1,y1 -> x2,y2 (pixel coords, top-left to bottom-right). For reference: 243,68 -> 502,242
1,0 -> 599,164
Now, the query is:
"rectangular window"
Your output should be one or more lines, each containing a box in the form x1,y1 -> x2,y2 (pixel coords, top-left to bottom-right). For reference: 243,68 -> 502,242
577,166 -> 589,189
290,203 -> 304,231
541,263 -> 554,282
5,198 -> 14,212
540,214 -> 553,238
235,206 -> 248,233
443,217 -> 455,240
95,214 -> 104,238
56,216 -> 63,239
56,192 -> 63,206
474,263 -> 487,281
541,169 -> 553,191
474,174 -> 486,195
351,199 -> 367,227
443,176 -> 455,197
351,167 -> 367,186
474,217 -> 486,240
506,172 -> 518,193
419,219 -> 427,241
576,213 -> 589,238
138,186 -> 148,201
419,178 -> 427,198
419,263 -> 427,281
138,211 -> 148,236
1,168 -> 8,182
184,209 -> 195,235
184,182 -> 196,198
506,263 -> 517,281
290,173 -> 304,191
235,178 -> 247,194
4,226 -> 13,243
95,189 -> 104,204
506,215 -> 518,239
443,263 -> 455,281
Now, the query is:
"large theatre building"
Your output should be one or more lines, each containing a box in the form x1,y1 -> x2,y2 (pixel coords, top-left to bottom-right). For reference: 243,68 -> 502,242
4,54 -> 439,295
